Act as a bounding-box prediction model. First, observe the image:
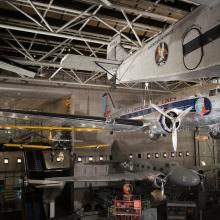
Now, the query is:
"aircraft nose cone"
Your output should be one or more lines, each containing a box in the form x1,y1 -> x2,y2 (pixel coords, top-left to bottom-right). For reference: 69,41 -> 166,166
188,170 -> 200,186
169,166 -> 200,187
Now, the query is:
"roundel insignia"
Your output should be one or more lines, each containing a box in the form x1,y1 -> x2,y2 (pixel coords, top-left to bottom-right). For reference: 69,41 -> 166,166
155,42 -> 169,66
195,97 -> 212,116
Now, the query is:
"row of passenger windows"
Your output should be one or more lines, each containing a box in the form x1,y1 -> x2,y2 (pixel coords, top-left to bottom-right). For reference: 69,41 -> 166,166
134,151 -> 190,159
76,151 -> 190,162
133,164 -> 164,172
1,158 -> 22,164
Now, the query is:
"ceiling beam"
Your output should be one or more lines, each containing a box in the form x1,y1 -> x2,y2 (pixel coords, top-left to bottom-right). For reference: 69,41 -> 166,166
0,23 -> 139,49
0,76 -> 170,93
12,0 -> 169,32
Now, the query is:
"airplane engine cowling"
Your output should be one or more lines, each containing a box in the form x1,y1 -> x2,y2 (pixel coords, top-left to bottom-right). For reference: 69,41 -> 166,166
146,172 -> 166,188
160,109 -> 181,133
153,174 -> 166,188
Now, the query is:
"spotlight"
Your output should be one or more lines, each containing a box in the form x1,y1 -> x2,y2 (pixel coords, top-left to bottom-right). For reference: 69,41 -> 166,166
186,152 -> 190,156
89,156 -> 93,161
201,161 -> 206,166
57,151 -> 65,162
99,156 -> 104,161
147,153 -> 151,159
179,152 -> 183,157
163,153 -> 167,158
155,153 -> 159,158
3,158 -> 9,164
129,154 -> 133,159
77,157 -> 82,162
17,158 -> 22,164
56,157 -> 61,162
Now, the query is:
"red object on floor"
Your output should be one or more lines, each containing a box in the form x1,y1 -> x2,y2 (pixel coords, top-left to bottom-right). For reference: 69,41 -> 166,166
113,184 -> 141,220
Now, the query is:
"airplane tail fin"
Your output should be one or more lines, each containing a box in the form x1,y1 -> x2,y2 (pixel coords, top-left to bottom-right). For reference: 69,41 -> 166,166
106,35 -> 128,80
111,140 -> 128,162
102,92 -> 115,118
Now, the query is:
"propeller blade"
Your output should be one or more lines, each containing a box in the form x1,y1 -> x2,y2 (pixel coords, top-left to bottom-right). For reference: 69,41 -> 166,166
151,104 -> 173,121
164,170 -> 173,180
172,123 -> 178,152
161,181 -> 164,197
177,106 -> 193,121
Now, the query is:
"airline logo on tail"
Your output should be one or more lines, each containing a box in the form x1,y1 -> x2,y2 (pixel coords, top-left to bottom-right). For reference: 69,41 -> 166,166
155,42 -> 169,66
102,92 -> 115,118
195,97 -> 212,116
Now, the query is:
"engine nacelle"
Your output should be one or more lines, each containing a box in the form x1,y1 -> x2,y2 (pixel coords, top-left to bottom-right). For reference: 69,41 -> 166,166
160,109 -> 181,133
146,172 -> 166,188
153,174 -> 166,188
209,126 -> 220,139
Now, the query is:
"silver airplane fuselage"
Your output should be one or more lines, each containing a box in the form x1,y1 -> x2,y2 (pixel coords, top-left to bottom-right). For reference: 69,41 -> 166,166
119,86 -> 220,136
127,159 -> 200,187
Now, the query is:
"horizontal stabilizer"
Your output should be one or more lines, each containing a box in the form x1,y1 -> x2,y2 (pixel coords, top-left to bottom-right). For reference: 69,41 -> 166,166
61,54 -> 120,73
0,57 -> 36,78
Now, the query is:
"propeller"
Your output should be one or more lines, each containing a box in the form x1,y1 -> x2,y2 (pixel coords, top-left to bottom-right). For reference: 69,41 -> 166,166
154,172 -> 172,200
151,104 -> 192,151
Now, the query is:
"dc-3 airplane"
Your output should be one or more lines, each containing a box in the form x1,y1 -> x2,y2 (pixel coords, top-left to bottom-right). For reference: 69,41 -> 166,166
60,0 -> 220,83
28,144 -> 202,201
0,83 -> 219,152
101,83 -> 220,152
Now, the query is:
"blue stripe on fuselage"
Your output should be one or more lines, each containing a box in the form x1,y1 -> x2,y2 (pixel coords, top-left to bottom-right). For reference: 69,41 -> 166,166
120,98 -> 197,119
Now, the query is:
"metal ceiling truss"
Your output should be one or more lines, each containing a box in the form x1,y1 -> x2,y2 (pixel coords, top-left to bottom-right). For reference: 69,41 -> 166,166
0,0 -> 198,92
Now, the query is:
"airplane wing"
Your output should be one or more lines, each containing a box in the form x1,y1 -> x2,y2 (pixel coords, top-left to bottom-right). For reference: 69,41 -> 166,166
28,179 -> 65,188
84,160 -> 121,165
0,108 -> 143,131
0,57 -> 36,78
61,54 -> 120,73
28,170 -> 163,185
